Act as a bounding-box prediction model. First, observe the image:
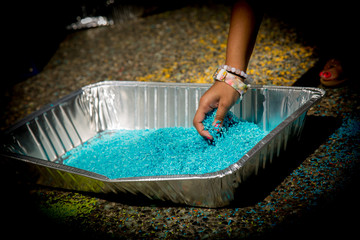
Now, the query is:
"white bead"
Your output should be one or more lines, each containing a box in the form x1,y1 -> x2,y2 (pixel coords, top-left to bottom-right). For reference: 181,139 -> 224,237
218,65 -> 253,83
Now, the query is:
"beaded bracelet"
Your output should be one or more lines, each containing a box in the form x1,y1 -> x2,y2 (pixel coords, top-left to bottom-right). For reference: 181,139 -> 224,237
213,67 -> 251,102
219,65 -> 253,84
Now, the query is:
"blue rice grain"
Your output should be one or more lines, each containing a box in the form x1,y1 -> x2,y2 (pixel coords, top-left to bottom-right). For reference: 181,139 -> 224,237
62,110 -> 267,179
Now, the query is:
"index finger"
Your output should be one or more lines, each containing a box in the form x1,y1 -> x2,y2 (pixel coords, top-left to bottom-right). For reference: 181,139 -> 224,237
212,101 -> 231,127
193,105 -> 214,140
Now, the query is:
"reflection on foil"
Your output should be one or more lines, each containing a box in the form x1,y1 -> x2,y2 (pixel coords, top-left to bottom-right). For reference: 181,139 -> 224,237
66,16 -> 113,30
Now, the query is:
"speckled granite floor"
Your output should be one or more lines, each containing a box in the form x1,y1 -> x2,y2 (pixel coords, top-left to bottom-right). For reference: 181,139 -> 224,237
1,3 -> 359,240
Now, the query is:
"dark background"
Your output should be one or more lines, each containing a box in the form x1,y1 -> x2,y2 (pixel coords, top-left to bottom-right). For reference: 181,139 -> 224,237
3,0 -> 356,86
1,1 -> 358,239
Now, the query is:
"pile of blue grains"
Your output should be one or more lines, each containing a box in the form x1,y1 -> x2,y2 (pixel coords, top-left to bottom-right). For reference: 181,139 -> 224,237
62,110 -> 267,179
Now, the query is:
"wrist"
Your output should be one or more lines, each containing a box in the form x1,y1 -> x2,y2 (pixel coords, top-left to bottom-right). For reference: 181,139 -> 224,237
219,65 -> 253,84
212,66 -> 253,103
225,60 -> 247,73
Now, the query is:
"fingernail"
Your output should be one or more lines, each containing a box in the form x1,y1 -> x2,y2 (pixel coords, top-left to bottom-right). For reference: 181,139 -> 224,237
320,71 -> 332,78
213,120 -> 221,127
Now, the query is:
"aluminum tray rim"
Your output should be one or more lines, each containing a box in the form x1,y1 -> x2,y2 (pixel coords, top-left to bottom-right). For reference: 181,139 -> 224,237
1,81 -> 325,183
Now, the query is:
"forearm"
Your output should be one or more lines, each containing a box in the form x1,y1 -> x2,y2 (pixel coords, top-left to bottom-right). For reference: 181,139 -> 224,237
193,1 -> 263,138
225,0 -> 262,71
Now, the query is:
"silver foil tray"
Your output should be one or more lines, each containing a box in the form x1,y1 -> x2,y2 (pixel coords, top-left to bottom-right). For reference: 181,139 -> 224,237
0,81 -> 325,207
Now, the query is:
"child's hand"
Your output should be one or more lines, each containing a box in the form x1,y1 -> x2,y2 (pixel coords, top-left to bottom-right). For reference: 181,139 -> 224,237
193,81 -> 240,140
